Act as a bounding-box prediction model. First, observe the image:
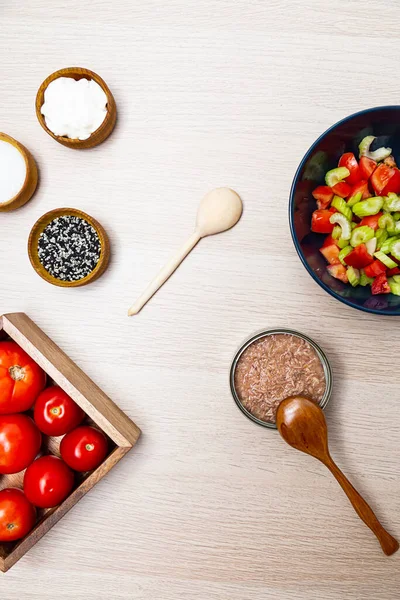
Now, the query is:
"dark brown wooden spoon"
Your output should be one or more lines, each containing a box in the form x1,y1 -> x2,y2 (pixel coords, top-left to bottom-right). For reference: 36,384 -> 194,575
276,396 -> 399,556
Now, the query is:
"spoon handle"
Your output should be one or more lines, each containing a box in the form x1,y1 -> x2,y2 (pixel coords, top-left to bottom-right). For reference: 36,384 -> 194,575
325,457 -> 399,556
128,231 -> 201,316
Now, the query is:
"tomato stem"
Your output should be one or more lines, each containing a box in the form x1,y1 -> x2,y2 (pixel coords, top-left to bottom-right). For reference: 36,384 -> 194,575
6,522 -> 15,530
8,365 -> 25,381
85,444 -> 94,452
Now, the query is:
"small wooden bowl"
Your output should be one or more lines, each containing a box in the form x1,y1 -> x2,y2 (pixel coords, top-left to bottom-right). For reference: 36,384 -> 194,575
0,133 -> 38,212
35,67 -> 117,149
28,207 -> 110,287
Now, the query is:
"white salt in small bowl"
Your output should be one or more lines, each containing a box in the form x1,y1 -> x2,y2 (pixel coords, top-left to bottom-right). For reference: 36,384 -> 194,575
229,329 -> 332,430
0,133 -> 38,212
36,67 -> 117,149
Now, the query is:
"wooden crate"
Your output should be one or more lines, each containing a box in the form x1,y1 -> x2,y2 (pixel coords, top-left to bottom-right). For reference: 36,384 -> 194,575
0,313 -> 141,572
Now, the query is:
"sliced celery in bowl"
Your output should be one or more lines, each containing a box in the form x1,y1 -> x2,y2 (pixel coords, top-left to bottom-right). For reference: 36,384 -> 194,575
289,105 -> 400,315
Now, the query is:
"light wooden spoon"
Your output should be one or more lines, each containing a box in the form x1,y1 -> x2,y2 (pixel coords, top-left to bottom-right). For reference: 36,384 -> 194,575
128,187 -> 242,316
276,396 -> 399,556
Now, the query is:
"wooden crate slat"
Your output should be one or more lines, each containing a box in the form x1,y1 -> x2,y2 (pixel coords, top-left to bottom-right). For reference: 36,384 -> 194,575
0,313 -> 141,572
2,313 -> 140,447
2,447 -> 128,572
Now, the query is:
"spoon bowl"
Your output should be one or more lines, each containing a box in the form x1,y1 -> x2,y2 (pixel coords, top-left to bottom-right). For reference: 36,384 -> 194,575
277,396 -> 329,461
277,396 -> 399,556
196,188 -> 243,237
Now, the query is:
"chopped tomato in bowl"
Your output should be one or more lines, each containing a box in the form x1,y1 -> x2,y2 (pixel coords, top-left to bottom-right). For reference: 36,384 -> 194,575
338,152 -> 362,185
312,186 -> 334,209
359,156 -> 377,180
308,138 -> 400,297
311,209 -> 336,234
371,163 -> 400,196
290,106 -> 400,315
306,133 -> 400,297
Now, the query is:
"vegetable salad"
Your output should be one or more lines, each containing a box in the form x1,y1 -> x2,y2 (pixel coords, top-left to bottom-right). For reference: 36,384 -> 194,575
311,136 -> 400,296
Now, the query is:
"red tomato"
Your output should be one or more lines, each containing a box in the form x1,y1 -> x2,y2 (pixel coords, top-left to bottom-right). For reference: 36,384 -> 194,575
344,244 -> 374,269
322,234 -> 339,248
60,426 -> 108,472
364,260 -> 387,278
0,414 -> 41,475
24,456 -> 74,508
320,244 -> 340,265
359,156 -> 377,180
387,267 -> 400,276
338,153 -> 362,185
312,185 -> 334,209
327,264 -> 348,283
371,164 -> 400,195
34,386 -> 85,436
0,342 -> 46,415
360,213 -> 383,231
382,169 -> 400,195
0,488 -> 36,542
349,180 -> 371,202
311,209 -> 336,234
331,181 -> 351,198
371,273 -> 390,295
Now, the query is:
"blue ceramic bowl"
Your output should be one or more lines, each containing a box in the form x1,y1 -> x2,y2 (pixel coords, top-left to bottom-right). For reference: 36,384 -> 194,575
289,106 -> 400,315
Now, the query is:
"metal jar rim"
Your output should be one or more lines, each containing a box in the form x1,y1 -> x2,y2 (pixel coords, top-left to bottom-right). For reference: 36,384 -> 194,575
229,328 -> 333,430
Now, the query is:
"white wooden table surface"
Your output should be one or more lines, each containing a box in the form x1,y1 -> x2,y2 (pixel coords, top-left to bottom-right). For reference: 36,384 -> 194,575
1,1 -> 399,598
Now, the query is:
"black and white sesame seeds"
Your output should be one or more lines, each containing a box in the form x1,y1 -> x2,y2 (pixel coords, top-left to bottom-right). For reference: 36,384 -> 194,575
38,215 -> 101,282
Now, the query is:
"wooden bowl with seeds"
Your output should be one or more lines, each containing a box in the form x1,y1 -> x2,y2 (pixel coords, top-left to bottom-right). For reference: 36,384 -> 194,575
0,133 -> 38,212
28,208 -> 110,287
35,67 -> 117,149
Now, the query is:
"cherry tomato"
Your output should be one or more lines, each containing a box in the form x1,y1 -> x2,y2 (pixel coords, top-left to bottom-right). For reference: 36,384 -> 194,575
364,260 -> 387,278
34,386 -> 85,436
320,244 -> 340,265
24,456 -> 74,508
326,264 -> 348,283
60,426 -> 108,472
0,414 -> 42,475
359,156 -> 377,180
0,488 -> 36,542
371,164 -> 400,196
360,213 -> 383,231
322,234 -> 339,248
343,244 -> 374,270
312,185 -> 334,209
0,341 -> 46,415
311,209 -> 336,234
371,273 -> 391,295
331,181 -> 351,198
338,152 -> 362,185
348,180 -> 371,202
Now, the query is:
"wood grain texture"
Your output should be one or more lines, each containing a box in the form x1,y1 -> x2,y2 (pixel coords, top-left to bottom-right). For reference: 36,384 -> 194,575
0,0 -> 400,597
35,67 -> 117,149
28,207 -> 111,287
